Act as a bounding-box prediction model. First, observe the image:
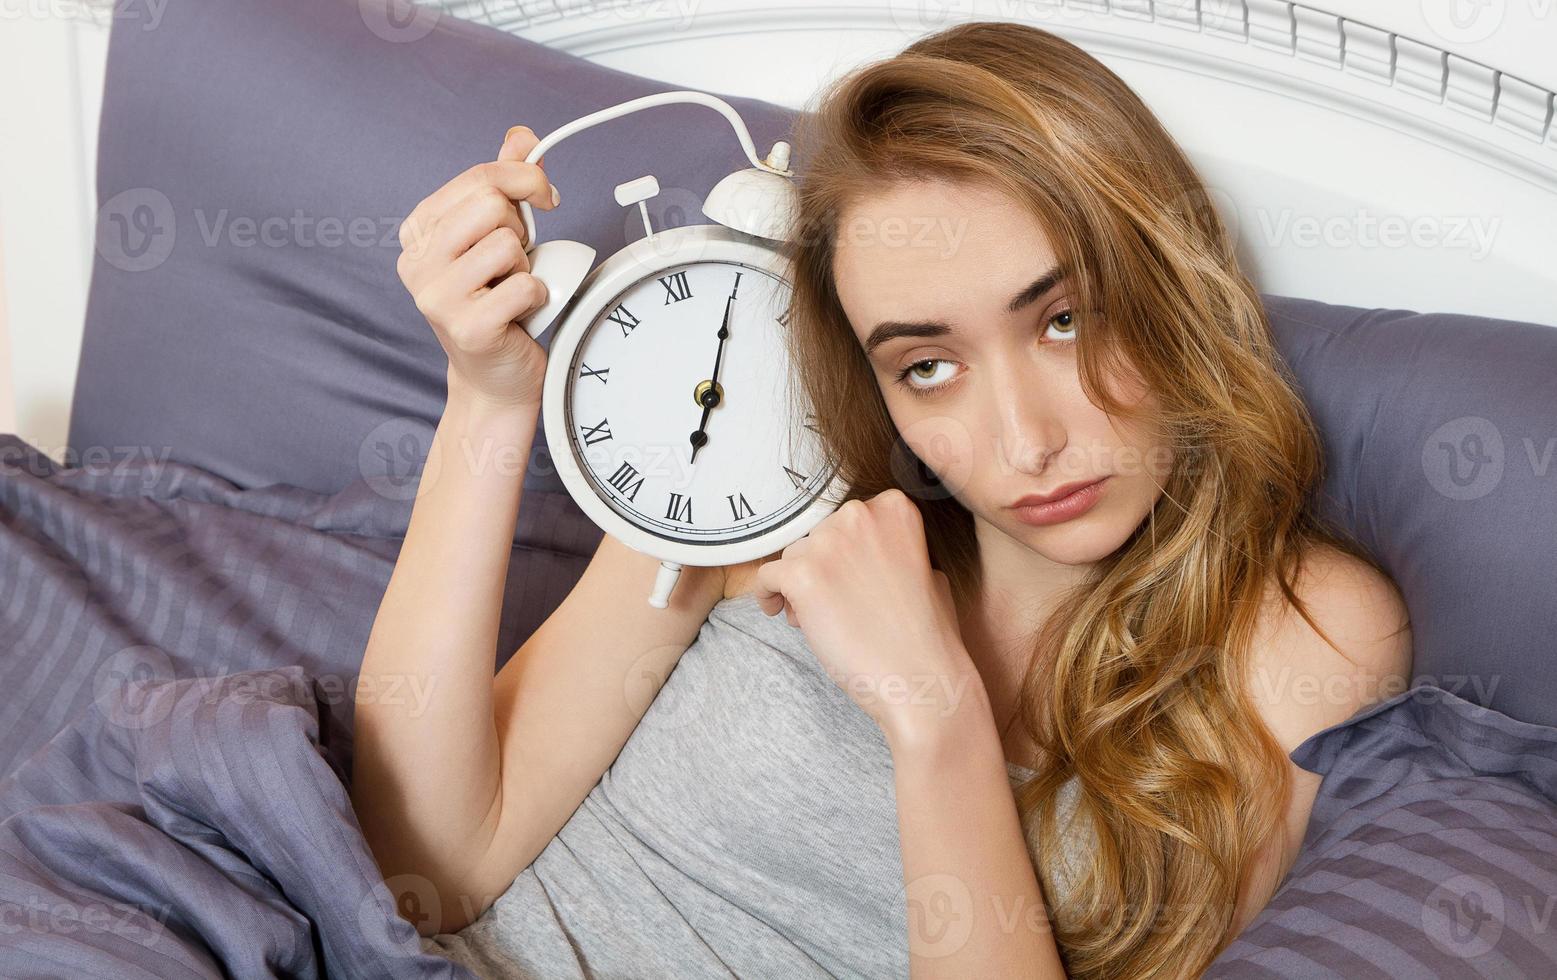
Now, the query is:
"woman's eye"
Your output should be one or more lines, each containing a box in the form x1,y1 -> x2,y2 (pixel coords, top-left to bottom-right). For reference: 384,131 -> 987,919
891,311 -> 1076,398
1044,309 -> 1077,342
893,358 -> 958,396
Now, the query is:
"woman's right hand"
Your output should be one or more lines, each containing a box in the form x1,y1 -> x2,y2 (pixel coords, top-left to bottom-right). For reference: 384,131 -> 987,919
396,125 -> 562,411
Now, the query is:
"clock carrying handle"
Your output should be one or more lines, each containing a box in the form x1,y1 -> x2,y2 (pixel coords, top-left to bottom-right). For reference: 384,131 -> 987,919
513,92 -> 789,608
515,90 -> 793,261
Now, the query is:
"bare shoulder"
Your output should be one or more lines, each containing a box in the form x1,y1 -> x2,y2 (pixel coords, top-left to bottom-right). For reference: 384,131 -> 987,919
1245,542 -> 1415,747
1231,542 -> 1415,933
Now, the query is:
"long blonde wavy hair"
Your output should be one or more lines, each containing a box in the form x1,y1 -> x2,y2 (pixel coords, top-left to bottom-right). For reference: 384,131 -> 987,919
780,20 -> 1391,978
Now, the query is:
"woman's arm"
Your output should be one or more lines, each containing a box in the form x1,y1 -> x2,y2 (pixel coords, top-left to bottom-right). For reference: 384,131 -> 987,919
350,390 -> 538,923
350,125 -> 727,936
352,388 -> 728,939
887,544 -> 1410,978
884,665 -> 1069,979
746,490 -> 1068,975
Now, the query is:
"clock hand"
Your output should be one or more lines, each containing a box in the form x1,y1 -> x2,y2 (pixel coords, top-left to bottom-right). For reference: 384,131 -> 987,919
708,292 -> 733,388
689,286 -> 736,464
689,388 -> 716,463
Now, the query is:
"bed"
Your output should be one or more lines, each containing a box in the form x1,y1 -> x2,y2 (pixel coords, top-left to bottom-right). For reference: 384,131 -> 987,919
0,0 -> 1555,976
8,0 -> 1557,458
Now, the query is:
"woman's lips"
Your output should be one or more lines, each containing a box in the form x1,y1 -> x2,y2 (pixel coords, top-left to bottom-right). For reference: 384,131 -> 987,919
1009,476 -> 1109,526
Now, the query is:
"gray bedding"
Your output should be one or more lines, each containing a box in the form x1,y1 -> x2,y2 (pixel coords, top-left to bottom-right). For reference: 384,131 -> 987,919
0,434 -> 601,977
1209,685 -> 1557,977
24,0 -> 1557,972
0,660 -> 455,978
2,432 -> 1557,976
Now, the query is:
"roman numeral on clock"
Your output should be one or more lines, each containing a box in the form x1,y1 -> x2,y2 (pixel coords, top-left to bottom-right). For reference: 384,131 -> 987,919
727,492 -> 755,521
659,271 -> 692,304
777,307 -> 791,327
783,465 -> 808,490
606,305 -> 640,337
664,492 -> 694,524
607,461 -> 644,502
579,363 -> 609,384
580,419 -> 612,446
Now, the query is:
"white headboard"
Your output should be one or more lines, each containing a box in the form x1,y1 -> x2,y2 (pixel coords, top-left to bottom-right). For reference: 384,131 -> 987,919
2,0 -> 1553,456
439,0 -> 1557,321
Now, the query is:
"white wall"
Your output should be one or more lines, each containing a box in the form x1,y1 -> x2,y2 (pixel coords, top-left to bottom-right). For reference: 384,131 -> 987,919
1320,0 -> 1557,92
0,220 -> 13,436
0,10 -> 106,460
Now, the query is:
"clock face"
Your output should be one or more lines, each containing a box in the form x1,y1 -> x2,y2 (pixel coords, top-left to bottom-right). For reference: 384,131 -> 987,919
563,259 -> 837,547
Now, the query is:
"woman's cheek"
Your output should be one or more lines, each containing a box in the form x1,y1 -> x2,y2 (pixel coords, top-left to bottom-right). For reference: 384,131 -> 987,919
896,411 -> 979,497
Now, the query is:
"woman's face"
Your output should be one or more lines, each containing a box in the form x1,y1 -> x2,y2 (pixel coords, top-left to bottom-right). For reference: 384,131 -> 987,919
831,179 -> 1174,567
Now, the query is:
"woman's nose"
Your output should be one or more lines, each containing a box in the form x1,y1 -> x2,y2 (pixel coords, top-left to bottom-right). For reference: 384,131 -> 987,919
987,377 -> 1065,478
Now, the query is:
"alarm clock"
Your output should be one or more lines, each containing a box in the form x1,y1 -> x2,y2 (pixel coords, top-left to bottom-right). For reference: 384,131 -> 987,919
511,91 -> 849,609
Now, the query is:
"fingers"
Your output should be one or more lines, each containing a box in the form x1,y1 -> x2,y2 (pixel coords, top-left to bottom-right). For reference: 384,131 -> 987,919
413,226 -> 541,341
498,124 -> 543,167
397,124 -> 557,271
752,538 -> 813,623
396,124 -> 561,305
474,264 -> 550,327
451,225 -> 527,298
407,185 -> 530,280
413,150 -> 556,231
752,555 -> 787,619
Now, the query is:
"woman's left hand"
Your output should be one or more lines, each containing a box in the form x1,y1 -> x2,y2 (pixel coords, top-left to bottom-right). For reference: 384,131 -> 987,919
752,489 -> 984,743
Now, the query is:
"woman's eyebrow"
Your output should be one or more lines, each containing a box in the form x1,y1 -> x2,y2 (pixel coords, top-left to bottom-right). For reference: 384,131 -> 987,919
861,264 -> 1068,357
1006,264 -> 1068,314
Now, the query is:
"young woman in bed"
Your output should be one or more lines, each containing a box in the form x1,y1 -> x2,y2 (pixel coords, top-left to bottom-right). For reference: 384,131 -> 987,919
353,21 -> 1412,980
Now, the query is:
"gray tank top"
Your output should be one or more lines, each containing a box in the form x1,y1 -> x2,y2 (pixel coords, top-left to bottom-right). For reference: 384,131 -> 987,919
422,593 -> 1091,978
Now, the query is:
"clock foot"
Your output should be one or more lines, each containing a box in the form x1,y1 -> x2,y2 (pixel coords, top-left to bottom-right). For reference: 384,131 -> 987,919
648,560 -> 683,609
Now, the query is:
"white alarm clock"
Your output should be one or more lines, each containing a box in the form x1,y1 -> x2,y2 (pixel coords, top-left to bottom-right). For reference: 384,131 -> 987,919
511,91 -> 850,609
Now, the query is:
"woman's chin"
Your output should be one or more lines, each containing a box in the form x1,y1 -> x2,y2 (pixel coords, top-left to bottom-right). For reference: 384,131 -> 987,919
1004,511 -> 1133,566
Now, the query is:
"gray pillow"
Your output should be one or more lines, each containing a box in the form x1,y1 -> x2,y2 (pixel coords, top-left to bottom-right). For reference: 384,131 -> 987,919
1263,296 -> 1557,728
71,0 -> 798,501
1208,682 -> 1557,976
74,0 -> 1557,724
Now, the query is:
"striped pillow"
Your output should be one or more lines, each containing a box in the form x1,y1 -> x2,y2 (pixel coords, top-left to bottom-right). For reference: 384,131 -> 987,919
1207,683 -> 1557,977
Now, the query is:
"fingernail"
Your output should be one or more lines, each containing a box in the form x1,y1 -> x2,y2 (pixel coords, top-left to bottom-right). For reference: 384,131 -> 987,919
550,184 -> 561,207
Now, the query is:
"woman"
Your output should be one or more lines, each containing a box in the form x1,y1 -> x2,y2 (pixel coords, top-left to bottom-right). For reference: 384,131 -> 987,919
354,21 -> 1412,978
